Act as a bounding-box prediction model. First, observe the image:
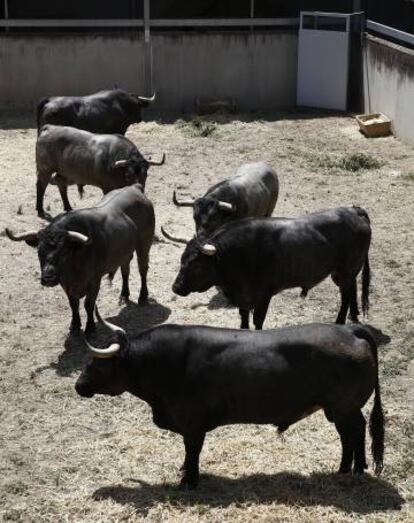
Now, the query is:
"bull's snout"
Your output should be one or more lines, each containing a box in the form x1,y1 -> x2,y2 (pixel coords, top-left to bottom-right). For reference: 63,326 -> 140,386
172,280 -> 189,297
41,270 -> 59,287
75,380 -> 94,398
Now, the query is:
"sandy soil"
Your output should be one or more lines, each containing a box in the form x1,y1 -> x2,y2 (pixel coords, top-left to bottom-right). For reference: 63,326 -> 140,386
0,112 -> 413,522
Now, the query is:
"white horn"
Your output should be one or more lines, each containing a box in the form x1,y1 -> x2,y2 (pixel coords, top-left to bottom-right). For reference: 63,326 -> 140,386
83,335 -> 121,359
67,231 -> 90,244
173,191 -> 195,207
137,92 -> 156,103
95,306 -> 126,335
5,228 -> 38,242
199,243 -> 217,256
114,159 -> 128,167
161,226 -> 189,245
218,201 -> 234,212
146,153 -> 165,166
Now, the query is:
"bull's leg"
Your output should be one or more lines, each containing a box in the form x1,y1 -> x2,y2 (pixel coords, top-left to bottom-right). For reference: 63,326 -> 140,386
253,297 -> 271,330
334,418 -> 354,473
84,280 -> 101,335
36,175 -> 52,217
239,309 -> 250,329
68,295 -> 81,334
136,246 -> 149,305
119,261 -> 131,304
181,432 -> 205,489
348,280 -> 360,323
352,411 -> 367,475
336,285 -> 351,324
56,176 -> 72,212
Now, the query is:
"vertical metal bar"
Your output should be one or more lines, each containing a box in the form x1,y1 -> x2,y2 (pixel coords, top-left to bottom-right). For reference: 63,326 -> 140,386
353,1 -> 362,12
250,0 -> 255,32
4,0 -> 9,32
143,0 -> 152,95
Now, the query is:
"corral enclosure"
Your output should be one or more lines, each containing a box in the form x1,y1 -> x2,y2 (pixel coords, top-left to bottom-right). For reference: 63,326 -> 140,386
0,113 -> 413,522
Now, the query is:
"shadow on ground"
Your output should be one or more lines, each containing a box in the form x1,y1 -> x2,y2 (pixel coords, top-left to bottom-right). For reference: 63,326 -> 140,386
190,289 -> 232,311
93,471 -> 404,516
51,299 -> 171,377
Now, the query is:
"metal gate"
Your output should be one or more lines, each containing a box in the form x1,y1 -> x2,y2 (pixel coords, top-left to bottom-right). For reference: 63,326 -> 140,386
297,11 -> 353,111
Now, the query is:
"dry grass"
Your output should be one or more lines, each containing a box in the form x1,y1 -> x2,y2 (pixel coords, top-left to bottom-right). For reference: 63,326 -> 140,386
1,112 -> 413,522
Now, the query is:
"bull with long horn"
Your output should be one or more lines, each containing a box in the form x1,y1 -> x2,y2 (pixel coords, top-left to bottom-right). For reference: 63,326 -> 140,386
36,124 -> 166,216
6,182 -> 155,334
162,162 -> 279,245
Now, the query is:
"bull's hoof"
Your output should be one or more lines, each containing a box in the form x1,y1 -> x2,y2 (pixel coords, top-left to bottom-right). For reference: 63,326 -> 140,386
352,464 -> 366,475
179,476 -> 198,490
85,322 -> 96,336
119,294 -> 130,306
138,295 -> 149,306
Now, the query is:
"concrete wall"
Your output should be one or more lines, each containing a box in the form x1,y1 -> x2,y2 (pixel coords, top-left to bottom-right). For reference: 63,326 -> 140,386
0,31 -> 298,113
363,34 -> 414,145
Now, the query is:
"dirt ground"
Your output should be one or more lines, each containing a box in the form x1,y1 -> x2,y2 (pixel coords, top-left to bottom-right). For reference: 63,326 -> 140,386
0,112 -> 413,522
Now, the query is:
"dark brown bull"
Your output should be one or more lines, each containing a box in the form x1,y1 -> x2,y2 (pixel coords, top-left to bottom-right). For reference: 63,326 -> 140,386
37,88 -> 155,135
6,183 -> 154,334
36,124 -> 165,217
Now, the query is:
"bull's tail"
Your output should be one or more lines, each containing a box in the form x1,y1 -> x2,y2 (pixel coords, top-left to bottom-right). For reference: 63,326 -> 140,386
361,255 -> 371,317
37,97 -> 49,134
77,185 -> 85,199
353,326 -> 384,475
370,373 -> 384,475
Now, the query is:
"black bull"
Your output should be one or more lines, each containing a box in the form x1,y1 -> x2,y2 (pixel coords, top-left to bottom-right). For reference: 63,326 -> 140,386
162,162 -> 279,242
173,206 -> 372,329
5,184 -> 154,334
37,88 -> 155,135
76,317 -> 384,489
35,124 -> 165,217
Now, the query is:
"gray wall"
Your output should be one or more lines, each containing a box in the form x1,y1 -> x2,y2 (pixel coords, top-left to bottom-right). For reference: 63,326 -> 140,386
0,31 -> 298,113
363,34 -> 414,145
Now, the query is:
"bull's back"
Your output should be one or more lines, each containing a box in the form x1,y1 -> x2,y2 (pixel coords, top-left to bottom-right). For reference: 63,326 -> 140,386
142,324 -> 376,428
97,185 -> 155,243
232,163 -> 279,217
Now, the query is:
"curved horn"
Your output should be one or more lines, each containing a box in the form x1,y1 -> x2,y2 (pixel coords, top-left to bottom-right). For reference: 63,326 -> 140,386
114,159 -> 128,167
218,201 -> 234,212
83,335 -> 121,359
199,243 -> 217,256
67,231 -> 90,244
137,92 -> 156,103
5,228 -> 38,242
95,306 -> 126,335
173,191 -> 195,208
146,153 -> 165,166
161,226 -> 189,245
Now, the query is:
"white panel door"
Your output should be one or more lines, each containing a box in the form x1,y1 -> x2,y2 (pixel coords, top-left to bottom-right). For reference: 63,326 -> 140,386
297,12 -> 351,111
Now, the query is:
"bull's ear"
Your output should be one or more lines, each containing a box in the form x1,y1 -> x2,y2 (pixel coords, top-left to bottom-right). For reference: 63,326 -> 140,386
25,236 -> 39,248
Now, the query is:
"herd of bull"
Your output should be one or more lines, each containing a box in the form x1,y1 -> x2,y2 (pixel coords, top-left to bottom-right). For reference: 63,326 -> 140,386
5,88 -> 384,489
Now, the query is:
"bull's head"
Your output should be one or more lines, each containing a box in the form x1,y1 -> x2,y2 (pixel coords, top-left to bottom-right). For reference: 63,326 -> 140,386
173,191 -> 235,237
129,92 -> 156,122
76,307 -> 129,398
172,237 -> 218,297
5,226 -> 90,287
114,153 -> 165,189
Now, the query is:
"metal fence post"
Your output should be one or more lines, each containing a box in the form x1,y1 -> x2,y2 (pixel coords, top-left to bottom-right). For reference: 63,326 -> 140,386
143,0 -> 152,95
4,0 -> 9,32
